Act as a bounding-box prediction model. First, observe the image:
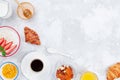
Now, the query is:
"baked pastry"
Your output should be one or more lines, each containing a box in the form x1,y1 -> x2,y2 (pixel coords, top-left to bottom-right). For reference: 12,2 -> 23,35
107,63 -> 120,80
24,27 -> 41,45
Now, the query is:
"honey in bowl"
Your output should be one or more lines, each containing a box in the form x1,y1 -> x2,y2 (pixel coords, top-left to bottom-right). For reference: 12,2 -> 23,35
17,2 -> 34,20
80,71 -> 98,80
0,62 -> 18,80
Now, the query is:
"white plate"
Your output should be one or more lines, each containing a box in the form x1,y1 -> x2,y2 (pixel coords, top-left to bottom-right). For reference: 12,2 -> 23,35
0,26 -> 20,57
21,51 -> 51,80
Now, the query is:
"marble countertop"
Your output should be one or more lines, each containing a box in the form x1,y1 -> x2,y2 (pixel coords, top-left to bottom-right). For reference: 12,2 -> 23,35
1,0 -> 120,80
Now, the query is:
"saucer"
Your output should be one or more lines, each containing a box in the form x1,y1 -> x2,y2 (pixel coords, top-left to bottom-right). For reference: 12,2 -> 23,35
21,51 -> 51,80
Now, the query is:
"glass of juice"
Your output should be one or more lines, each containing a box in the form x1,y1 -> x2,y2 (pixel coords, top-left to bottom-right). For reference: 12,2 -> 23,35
80,71 -> 98,80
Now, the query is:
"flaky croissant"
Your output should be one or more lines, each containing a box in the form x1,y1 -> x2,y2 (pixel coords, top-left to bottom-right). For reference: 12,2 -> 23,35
107,63 -> 120,80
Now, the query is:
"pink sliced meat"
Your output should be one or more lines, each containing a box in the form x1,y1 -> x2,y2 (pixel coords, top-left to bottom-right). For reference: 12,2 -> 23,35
6,45 -> 17,55
4,41 -> 13,50
0,38 -> 4,45
1,40 -> 6,47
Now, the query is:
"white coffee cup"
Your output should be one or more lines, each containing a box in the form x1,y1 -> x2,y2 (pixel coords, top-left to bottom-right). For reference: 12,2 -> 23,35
21,51 -> 51,80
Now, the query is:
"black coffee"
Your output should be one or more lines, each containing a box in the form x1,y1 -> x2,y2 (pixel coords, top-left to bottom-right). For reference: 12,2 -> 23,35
31,59 -> 44,72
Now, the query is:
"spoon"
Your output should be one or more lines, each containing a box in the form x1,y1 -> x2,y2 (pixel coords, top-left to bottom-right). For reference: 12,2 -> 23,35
15,0 -> 32,19
47,48 -> 74,59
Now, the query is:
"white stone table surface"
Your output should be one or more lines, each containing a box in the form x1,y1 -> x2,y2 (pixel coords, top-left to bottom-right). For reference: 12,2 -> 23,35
1,0 -> 120,80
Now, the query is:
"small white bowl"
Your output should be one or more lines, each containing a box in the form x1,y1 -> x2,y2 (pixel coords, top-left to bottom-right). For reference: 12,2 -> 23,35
0,62 -> 19,80
0,0 -> 12,19
53,57 -> 79,80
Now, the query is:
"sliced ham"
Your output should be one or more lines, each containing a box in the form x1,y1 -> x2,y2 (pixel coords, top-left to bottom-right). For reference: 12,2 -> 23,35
0,38 -> 4,45
1,40 -> 6,47
6,45 -> 17,55
4,41 -> 13,50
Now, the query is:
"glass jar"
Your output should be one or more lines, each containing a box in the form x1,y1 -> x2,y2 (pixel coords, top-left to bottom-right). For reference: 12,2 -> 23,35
0,0 -> 12,19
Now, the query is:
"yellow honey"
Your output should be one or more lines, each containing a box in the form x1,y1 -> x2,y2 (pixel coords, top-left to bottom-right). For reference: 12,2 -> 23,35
2,63 -> 18,79
80,71 -> 98,80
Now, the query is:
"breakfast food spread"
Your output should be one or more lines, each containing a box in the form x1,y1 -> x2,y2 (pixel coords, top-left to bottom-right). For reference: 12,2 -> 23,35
2,0 -> 120,80
0,37 -> 17,56
107,63 -> 120,80
80,71 -> 98,80
56,65 -> 74,80
24,27 -> 41,45
0,62 -> 18,80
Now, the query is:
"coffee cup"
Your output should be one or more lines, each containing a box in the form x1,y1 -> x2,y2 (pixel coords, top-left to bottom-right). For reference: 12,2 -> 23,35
21,51 -> 51,80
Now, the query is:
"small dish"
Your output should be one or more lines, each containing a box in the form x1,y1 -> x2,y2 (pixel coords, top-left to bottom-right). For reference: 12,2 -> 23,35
54,57 -> 78,80
0,62 -> 19,80
21,51 -> 51,80
0,26 -> 20,57
17,2 -> 34,20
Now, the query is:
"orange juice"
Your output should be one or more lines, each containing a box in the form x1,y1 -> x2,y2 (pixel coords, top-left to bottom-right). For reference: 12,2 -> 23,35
80,71 -> 98,80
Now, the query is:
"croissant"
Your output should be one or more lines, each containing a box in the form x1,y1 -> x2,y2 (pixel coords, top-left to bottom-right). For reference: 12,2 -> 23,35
107,63 -> 120,80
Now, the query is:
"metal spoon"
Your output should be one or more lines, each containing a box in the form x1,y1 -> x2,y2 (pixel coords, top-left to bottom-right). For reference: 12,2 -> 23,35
47,48 -> 74,59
